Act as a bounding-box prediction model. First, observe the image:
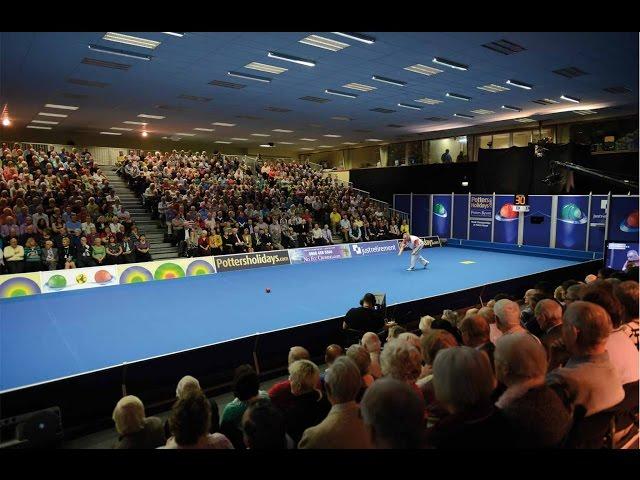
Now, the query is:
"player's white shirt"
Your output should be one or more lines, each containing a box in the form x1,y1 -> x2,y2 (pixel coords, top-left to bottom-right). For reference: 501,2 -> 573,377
405,235 -> 423,249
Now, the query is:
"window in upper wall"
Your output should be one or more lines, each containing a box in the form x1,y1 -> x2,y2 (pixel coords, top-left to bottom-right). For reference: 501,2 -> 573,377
532,127 -> 554,143
479,135 -> 493,148
512,131 -> 531,147
492,133 -> 510,149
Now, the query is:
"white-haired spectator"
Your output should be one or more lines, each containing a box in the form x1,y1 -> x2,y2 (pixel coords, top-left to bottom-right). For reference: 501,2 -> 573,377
418,315 -> 435,336
494,299 -> 527,335
464,308 -> 479,319
441,309 -> 459,327
380,339 -> 424,401
360,378 -> 425,449
546,301 -> 625,417
535,299 -> 569,371
164,375 -> 220,439
425,347 -> 512,448
361,332 -> 383,379
112,395 -> 165,449
162,390 -> 233,449
494,333 -> 571,447
299,357 -> 372,449
398,332 -> 422,356
269,346 -> 311,412
276,359 -> 330,445
346,344 -> 373,400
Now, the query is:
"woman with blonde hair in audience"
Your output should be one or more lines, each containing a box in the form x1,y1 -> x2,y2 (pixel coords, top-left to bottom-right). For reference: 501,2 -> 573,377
380,339 -> 424,401
419,315 -> 435,336
112,395 -> 165,449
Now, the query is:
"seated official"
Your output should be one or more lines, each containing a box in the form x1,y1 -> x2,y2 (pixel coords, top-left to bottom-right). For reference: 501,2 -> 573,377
343,293 -> 385,333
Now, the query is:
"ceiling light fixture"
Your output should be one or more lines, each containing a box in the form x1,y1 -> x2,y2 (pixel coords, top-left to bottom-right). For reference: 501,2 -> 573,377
501,105 -> 522,112
371,75 -> 406,87
446,92 -> 471,101
162,32 -> 184,37
432,57 -> 468,71
245,62 -> 288,74
137,114 -> 165,119
27,125 -> 52,130
300,138 -> 317,141
278,142 -> 295,145
514,118 -> 536,123
415,98 -> 443,105
194,128 -> 215,132
299,34 -> 349,51
453,113 -> 474,119
227,71 -> 271,83
123,121 -> 147,125
251,133 -> 270,137
38,112 -> 68,118
397,103 -> 422,110
31,120 -> 58,125
212,122 -> 236,127
325,89 -> 357,98
44,104 -> 78,110
342,142 -> 358,145
215,141 -> 232,144
88,44 -> 152,61
323,134 -> 341,138
267,52 -> 316,67
2,118 -> 10,126
103,32 -> 160,49
231,138 -> 249,141
477,84 -> 510,93
141,131 -> 148,137
560,95 -> 581,103
100,131 -> 121,135
404,64 -> 443,76
366,138 -> 383,142
273,129 -> 294,133
343,82 -> 376,92
331,32 -> 375,44
110,127 -> 132,131
506,79 -> 533,90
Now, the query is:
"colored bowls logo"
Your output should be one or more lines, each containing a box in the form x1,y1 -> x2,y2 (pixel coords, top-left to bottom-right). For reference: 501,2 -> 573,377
0,277 -> 41,298
119,266 -> 154,284
154,262 -> 185,280
495,203 -> 519,222
558,203 -> 587,225
620,210 -> 639,233
186,260 -> 215,276
433,203 -> 447,218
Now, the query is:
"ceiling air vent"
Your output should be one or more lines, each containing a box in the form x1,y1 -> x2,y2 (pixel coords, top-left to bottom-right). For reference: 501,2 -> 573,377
265,106 -> 292,113
67,78 -> 109,88
552,67 -> 588,78
370,108 -> 396,114
208,79 -> 246,89
481,39 -> 526,55
603,86 -> 632,94
81,57 -> 131,71
299,96 -> 331,103
425,116 -> 446,122
178,94 -> 212,102
386,124 -> 405,128
531,99 -> 559,105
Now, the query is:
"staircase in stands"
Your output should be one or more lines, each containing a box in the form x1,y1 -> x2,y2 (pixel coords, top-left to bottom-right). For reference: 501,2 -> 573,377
101,167 -> 180,260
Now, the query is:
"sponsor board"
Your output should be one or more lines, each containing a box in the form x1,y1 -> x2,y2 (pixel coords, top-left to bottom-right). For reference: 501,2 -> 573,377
290,244 -> 351,264
350,240 -> 398,256
0,272 -> 42,299
117,257 -> 216,284
419,236 -> 443,248
41,265 -> 118,294
214,250 -> 291,271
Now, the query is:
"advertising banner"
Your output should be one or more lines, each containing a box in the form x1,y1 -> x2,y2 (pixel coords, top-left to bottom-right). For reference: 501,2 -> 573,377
349,240 -> 398,257
452,194 -> 469,239
607,195 -> 639,243
523,196 -> 553,247
214,250 -> 291,271
41,265 -> 118,294
420,236 -> 443,248
290,244 -> 351,264
410,194 -> 430,237
117,257 -> 216,285
0,272 -> 42,299
493,194 -> 519,244
469,195 -> 493,242
431,195 -> 452,238
588,195 -> 608,252
555,195 -> 589,250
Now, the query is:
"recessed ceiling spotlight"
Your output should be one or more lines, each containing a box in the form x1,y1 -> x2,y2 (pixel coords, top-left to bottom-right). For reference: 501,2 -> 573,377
267,52 -> 316,67
141,131 -> 148,137
432,57 -> 468,71
331,32 -> 376,44
560,95 -> 581,103
506,79 -> 533,90
2,118 -> 10,126
371,75 -> 406,87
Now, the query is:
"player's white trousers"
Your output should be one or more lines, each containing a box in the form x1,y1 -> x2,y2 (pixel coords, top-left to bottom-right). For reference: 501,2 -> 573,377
410,245 -> 429,268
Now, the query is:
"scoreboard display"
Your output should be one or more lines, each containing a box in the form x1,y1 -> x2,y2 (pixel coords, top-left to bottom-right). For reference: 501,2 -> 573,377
513,194 -> 530,212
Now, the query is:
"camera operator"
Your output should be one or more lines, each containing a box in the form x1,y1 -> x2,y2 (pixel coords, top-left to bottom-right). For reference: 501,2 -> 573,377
343,293 -> 386,332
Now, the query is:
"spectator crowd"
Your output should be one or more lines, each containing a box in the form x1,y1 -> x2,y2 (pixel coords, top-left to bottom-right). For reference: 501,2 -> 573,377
119,149 -> 407,257
111,266 -> 638,449
1,143 -> 150,274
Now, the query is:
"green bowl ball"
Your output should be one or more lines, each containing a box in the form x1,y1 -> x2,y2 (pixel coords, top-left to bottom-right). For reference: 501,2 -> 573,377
47,274 -> 67,289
